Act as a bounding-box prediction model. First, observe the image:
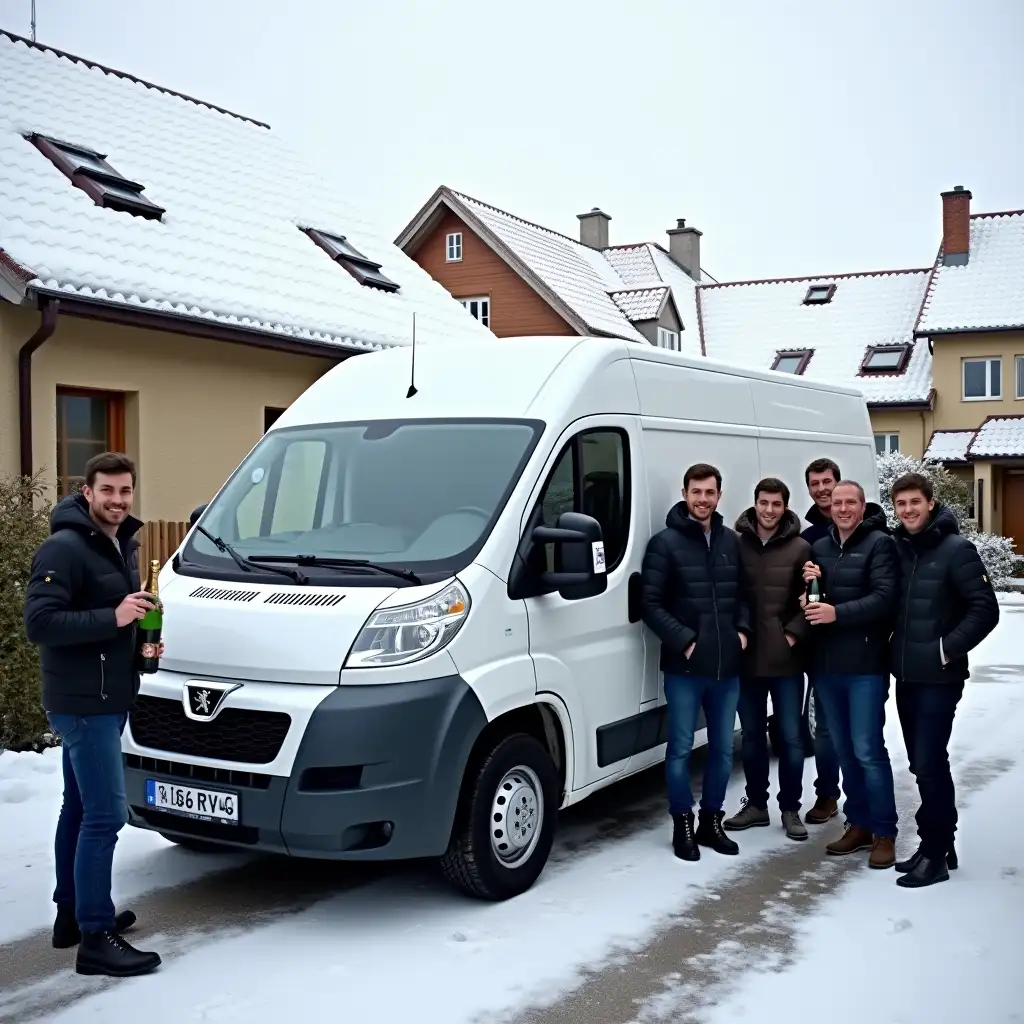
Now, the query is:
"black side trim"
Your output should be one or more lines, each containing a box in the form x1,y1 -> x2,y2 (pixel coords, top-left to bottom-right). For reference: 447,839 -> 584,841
596,703 -> 710,768
627,571 -> 642,623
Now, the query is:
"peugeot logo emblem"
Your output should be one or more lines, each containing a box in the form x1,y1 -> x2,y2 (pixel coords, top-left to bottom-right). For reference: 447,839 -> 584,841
182,682 -> 242,722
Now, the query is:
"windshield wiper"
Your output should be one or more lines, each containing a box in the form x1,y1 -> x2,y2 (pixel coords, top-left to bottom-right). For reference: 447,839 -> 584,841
194,525 -> 308,584
248,554 -> 421,585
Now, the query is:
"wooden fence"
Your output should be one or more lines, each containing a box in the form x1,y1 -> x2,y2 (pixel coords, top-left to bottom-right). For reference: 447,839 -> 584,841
138,520 -> 191,570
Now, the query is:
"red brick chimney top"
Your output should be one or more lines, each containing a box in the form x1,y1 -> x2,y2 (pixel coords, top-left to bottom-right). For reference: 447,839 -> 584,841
940,185 -> 972,266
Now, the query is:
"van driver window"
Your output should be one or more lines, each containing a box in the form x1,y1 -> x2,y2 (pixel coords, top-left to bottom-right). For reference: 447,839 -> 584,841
534,429 -> 629,577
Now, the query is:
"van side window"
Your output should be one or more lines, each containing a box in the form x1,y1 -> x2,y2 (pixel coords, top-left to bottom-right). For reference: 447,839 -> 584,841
531,428 -> 630,579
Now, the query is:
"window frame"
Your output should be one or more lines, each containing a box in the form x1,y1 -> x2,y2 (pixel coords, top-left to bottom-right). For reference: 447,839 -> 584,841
961,356 -> 1002,402
874,432 -> 900,456
459,296 -> 490,327
303,227 -> 400,293
859,344 -> 911,375
657,327 -> 680,352
1014,355 -> 1024,400
803,283 -> 836,305
55,386 -> 127,497
28,134 -> 165,221
445,232 -> 463,262
771,349 -> 813,375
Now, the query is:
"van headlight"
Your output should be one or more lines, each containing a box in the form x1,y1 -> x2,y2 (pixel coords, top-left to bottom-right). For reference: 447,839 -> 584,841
345,582 -> 470,668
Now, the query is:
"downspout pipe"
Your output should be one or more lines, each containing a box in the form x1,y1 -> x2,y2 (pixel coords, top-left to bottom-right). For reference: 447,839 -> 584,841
18,298 -> 59,478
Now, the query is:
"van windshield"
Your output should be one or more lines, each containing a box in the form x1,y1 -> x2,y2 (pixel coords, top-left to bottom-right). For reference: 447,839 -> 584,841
181,418 -> 542,581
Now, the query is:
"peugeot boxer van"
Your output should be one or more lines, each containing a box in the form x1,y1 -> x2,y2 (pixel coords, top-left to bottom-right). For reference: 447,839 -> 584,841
122,336 -> 878,901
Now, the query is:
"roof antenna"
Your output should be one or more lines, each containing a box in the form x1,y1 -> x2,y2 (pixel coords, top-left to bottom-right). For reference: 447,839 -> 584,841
406,312 -> 418,398
30,0 -> 37,41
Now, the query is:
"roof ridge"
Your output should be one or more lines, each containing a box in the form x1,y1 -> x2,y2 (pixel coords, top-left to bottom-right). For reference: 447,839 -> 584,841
0,29 -> 270,129
609,284 -> 668,294
971,209 -> 1024,220
699,266 -> 932,290
449,188 -> 587,249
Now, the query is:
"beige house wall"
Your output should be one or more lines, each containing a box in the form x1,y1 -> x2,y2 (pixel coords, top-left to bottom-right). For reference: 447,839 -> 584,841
867,407 -> 932,460
931,331 -> 1024,429
0,303 -> 336,521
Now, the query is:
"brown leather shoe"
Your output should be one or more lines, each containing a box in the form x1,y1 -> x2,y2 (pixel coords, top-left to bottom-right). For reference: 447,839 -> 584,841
805,796 -> 839,825
869,835 -> 896,869
825,824 -> 873,856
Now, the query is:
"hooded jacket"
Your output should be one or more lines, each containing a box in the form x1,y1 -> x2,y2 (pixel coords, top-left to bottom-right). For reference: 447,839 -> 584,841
806,502 -> 899,676
889,503 -> 999,683
734,507 -> 812,678
800,503 -> 832,546
24,493 -> 144,715
640,503 -> 752,679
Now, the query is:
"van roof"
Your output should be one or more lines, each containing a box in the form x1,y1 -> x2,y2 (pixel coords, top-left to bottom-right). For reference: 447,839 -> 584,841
277,336 -> 867,428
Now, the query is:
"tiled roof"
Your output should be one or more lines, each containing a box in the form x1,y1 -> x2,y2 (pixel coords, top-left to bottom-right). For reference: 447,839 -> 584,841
924,429 -> 976,463
0,31 -> 492,353
918,212 -> 1024,334
967,417 -> 1024,459
697,270 -> 933,404
609,286 -> 668,322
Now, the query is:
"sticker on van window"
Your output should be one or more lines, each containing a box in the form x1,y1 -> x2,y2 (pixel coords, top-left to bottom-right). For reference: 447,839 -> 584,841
592,541 -> 607,574
251,467 -> 265,484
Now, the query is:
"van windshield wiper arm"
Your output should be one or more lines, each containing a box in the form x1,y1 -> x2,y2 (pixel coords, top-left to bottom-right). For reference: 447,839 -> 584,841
193,525 -> 308,584
247,554 -> 421,585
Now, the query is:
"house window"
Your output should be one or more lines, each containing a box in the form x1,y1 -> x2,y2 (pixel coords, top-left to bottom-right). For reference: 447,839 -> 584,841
771,349 -> 813,374
657,328 -> 679,351
861,344 -> 910,374
303,228 -> 399,292
264,407 -> 287,433
803,283 -> 836,305
962,357 -> 1001,401
1016,355 -> 1024,399
459,297 -> 490,327
874,433 -> 899,456
56,387 -> 126,497
28,134 -> 165,221
446,232 -> 463,262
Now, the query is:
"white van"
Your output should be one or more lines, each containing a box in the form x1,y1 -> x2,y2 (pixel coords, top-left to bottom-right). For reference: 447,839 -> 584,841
123,336 -> 877,900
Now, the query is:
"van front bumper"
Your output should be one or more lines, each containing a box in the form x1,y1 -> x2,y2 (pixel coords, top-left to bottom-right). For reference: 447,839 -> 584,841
124,673 -> 487,861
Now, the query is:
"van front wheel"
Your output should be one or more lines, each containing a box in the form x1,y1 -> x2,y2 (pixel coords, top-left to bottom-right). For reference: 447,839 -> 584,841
441,733 -> 558,901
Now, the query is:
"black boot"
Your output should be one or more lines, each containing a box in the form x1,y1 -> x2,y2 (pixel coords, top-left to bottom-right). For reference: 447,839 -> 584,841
696,810 -> 739,856
896,853 -> 950,889
672,812 -> 700,861
76,929 -> 162,977
53,906 -> 137,949
895,842 -> 958,875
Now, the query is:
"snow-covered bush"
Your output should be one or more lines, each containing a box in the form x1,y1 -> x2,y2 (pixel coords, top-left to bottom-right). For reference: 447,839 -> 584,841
875,451 -> 1021,591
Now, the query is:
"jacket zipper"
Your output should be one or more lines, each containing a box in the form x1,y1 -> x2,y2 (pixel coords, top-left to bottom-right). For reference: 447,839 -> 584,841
709,536 -> 722,679
99,653 -> 107,701
900,546 -> 917,679
826,542 -> 845,675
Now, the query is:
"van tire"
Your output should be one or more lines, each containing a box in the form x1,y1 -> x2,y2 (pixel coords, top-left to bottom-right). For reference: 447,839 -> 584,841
440,733 -> 558,901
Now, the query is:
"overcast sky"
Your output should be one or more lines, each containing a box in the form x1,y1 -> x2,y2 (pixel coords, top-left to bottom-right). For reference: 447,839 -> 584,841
3,0 -> 1021,281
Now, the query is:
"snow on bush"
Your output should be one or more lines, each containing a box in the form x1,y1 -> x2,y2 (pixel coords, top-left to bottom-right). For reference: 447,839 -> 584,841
875,452 -> 1020,591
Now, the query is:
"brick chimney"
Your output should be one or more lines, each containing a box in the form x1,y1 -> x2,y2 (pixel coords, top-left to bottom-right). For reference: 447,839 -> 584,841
940,185 -> 972,266
667,218 -> 702,281
577,207 -> 611,249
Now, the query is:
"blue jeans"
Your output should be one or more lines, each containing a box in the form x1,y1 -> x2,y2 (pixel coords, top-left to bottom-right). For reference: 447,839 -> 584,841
46,713 -> 129,932
738,676 -> 804,812
810,679 -> 841,800
664,674 -> 740,815
813,675 -> 898,838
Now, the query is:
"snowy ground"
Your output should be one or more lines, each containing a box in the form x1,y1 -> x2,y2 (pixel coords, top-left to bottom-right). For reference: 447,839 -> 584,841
1,595 -> 1021,1023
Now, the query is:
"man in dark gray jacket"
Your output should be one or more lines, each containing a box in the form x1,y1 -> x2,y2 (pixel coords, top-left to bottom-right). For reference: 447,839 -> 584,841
24,452 -> 162,977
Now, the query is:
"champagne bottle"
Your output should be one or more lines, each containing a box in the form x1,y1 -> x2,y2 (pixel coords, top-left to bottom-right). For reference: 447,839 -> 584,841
807,575 -> 821,603
136,559 -> 163,674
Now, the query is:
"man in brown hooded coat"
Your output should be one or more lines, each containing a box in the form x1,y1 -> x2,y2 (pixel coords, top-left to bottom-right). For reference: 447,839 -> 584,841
724,477 -> 812,841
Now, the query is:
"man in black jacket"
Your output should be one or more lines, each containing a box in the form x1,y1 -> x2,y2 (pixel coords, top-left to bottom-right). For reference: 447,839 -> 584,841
889,473 -> 999,888
802,480 -> 900,869
641,463 -> 752,861
24,452 -> 162,977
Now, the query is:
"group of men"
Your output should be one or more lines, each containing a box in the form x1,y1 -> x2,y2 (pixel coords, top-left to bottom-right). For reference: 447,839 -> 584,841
641,457 -> 1000,888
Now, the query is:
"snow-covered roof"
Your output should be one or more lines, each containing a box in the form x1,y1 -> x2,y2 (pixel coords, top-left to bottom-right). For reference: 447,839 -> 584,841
397,187 -> 707,354
925,429 -> 976,463
967,417 -> 1024,459
697,270 -> 933,405
609,286 -> 668,322
918,212 -> 1024,334
0,31 -> 493,353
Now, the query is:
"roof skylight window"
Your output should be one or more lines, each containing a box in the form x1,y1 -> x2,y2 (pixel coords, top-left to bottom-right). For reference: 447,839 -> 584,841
28,134 -> 165,221
771,350 -> 813,374
803,283 -> 836,305
861,344 -> 911,374
304,228 -> 400,293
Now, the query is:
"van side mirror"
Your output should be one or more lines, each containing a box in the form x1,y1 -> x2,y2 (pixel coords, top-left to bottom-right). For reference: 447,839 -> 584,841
532,511 -> 608,601
189,504 -> 208,529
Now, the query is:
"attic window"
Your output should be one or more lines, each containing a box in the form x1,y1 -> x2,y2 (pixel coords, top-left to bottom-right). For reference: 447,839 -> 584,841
304,228 -> 400,293
803,283 -> 836,305
861,344 -> 911,374
771,349 -> 813,374
28,134 -> 165,221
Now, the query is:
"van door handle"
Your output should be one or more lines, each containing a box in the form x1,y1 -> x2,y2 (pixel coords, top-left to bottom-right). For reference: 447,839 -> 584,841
628,572 -> 642,623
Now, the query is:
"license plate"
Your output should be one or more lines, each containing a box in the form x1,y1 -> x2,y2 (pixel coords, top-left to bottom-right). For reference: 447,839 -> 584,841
145,778 -> 239,824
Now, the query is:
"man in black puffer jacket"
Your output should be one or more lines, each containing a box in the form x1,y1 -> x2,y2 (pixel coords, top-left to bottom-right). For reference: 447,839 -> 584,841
24,452 -> 162,978
641,463 -> 752,862
802,480 -> 900,869
888,473 -> 999,889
